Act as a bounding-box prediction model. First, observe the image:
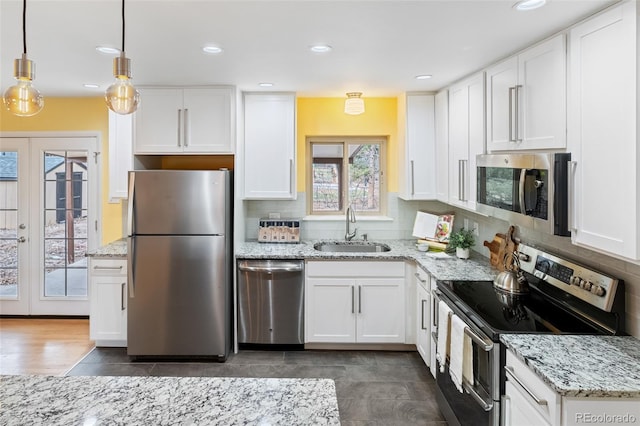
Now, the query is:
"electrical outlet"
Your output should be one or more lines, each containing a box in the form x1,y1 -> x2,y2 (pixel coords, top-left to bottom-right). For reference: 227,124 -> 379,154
463,218 -> 469,230
268,212 -> 281,219
473,222 -> 480,236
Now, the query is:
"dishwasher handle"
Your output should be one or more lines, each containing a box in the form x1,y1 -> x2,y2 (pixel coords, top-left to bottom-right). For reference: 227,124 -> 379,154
238,260 -> 304,273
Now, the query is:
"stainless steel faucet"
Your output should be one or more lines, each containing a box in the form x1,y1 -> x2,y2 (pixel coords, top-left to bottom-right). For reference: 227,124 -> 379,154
345,205 -> 357,241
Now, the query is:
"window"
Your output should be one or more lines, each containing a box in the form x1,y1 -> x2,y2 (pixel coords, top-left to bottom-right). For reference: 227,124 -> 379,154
307,137 -> 386,215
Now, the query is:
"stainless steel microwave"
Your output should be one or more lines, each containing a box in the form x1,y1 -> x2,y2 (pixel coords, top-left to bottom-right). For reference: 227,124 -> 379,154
476,153 -> 571,236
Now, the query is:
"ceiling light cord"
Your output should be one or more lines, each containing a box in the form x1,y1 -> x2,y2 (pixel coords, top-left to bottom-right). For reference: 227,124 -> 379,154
121,0 -> 125,52
22,0 -> 26,54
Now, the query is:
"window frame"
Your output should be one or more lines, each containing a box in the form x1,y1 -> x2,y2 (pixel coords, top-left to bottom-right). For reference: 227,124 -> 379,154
306,136 -> 387,216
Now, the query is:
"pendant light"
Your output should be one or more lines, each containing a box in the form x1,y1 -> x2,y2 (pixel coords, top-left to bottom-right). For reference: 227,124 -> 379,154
105,0 -> 140,115
3,0 -> 44,117
344,92 -> 365,115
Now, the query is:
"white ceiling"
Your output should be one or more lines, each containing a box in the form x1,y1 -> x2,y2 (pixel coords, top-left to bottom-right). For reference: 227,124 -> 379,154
0,0 -> 617,98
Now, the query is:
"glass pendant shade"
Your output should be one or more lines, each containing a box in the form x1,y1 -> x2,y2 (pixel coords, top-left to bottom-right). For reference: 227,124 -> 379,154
344,92 -> 365,115
105,53 -> 140,115
3,54 -> 44,117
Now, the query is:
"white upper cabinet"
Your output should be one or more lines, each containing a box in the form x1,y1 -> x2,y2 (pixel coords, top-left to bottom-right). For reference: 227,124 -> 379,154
568,1 -> 639,261
448,72 -> 485,211
486,34 -> 566,151
134,86 -> 235,154
242,92 -> 296,200
398,93 -> 436,200
108,111 -> 133,201
434,90 -> 449,203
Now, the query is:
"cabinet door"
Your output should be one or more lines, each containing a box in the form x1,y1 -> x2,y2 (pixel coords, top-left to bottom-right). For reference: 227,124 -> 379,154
486,56 -> 518,151
134,88 -> 183,153
399,94 -> 436,200
518,34 -> 566,150
435,90 -> 449,203
243,93 -> 296,199
467,73 -> 485,211
183,87 -> 234,153
108,111 -> 133,200
357,278 -> 405,343
568,2 -> 638,260
89,262 -> 127,346
503,381 -> 551,426
415,277 -> 430,366
305,278 -> 356,343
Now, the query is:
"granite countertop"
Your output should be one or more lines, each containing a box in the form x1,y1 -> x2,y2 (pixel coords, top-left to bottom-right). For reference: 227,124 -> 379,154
86,238 -> 127,258
236,239 -> 498,282
501,334 -> 640,398
0,375 -> 340,426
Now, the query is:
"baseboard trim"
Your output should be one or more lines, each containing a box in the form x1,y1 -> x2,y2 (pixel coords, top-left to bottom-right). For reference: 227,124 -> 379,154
304,343 -> 417,351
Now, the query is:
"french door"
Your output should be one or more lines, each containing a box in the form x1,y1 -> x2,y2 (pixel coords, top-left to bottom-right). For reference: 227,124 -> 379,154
0,136 -> 100,316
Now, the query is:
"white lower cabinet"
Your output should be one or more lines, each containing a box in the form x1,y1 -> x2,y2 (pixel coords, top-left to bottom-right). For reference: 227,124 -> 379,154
414,267 -> 431,368
504,350 -> 640,426
89,257 -> 127,347
305,261 -> 405,344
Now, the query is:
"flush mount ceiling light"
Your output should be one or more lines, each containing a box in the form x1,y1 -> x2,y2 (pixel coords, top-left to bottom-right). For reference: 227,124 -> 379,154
3,0 -> 44,117
513,0 -> 546,11
202,45 -> 223,55
96,46 -> 120,55
310,44 -> 332,53
258,82 -> 274,87
415,74 -> 433,80
344,92 -> 365,115
105,0 -> 140,115
83,83 -> 100,89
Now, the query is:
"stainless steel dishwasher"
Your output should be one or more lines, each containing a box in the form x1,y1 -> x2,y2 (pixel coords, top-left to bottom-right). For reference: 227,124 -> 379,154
237,259 -> 304,345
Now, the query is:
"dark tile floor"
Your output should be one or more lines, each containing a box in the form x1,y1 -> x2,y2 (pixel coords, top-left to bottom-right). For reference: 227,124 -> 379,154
66,348 -> 447,425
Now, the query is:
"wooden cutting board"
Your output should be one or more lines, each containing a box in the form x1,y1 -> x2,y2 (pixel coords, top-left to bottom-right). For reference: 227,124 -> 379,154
484,225 -> 518,271
483,233 -> 505,268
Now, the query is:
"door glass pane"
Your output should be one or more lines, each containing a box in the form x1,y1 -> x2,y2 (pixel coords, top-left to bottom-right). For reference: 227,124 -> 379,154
311,143 -> 343,212
42,150 -> 89,298
348,143 -> 380,213
0,151 -> 19,298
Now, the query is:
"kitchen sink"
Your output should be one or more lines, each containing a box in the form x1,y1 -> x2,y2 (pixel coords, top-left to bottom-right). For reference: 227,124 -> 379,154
313,241 -> 391,253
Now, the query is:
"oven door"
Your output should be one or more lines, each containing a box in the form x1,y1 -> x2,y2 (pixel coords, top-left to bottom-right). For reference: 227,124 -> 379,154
433,289 -> 501,426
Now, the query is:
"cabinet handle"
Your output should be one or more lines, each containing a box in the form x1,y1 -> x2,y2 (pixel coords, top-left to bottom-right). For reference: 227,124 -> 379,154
568,161 -> 577,232
93,265 -> 123,271
351,286 -> 355,314
410,160 -> 415,196
177,109 -> 182,147
289,159 -> 294,196
121,282 -> 126,311
515,85 -> 523,142
421,299 -> 427,330
183,108 -> 189,147
509,86 -> 515,142
358,285 -> 362,314
414,272 -> 427,284
504,366 -> 548,406
458,160 -> 467,201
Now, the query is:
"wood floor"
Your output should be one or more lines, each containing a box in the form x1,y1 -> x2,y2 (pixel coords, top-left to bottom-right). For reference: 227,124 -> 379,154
0,318 -> 95,376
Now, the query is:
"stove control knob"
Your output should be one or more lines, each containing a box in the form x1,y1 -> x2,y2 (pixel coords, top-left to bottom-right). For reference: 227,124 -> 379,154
570,276 -> 580,286
591,285 -> 606,297
579,279 -> 588,289
582,281 -> 593,291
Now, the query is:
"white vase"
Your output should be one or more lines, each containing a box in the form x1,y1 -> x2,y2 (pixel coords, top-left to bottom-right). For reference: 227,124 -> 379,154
456,247 -> 470,259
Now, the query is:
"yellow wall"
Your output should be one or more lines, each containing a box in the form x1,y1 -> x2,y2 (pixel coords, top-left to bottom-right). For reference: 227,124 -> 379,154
0,97 -> 122,244
296,97 -> 398,193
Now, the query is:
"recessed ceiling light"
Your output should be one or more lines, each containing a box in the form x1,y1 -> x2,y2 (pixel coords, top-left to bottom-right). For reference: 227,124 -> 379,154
415,75 -> 432,80
258,82 -> 274,87
96,46 -> 120,55
83,84 -> 100,89
202,45 -> 223,54
310,44 -> 332,53
513,0 -> 546,11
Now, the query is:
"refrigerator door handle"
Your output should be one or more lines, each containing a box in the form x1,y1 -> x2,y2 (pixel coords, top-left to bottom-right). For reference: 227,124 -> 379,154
128,237 -> 135,298
127,172 -> 135,236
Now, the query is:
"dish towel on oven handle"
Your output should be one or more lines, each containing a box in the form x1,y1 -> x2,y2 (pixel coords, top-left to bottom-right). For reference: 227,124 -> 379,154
449,313 -> 474,393
436,300 -> 453,373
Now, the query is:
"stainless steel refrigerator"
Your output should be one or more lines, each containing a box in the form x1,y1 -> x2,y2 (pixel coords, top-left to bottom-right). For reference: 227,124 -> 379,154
127,170 -> 232,361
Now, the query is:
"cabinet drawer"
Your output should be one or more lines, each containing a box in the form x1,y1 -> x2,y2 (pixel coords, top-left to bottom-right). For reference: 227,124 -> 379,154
90,258 -> 127,276
306,261 -> 405,278
505,351 -> 559,425
415,267 -> 430,291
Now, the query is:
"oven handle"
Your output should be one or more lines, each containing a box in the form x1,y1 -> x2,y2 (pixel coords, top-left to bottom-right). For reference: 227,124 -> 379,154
463,380 -> 494,412
505,366 -> 548,406
464,327 -> 494,352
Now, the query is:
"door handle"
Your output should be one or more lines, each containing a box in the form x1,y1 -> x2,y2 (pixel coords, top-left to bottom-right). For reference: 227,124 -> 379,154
421,299 -> 427,330
183,108 -> 189,147
508,86 -> 516,142
17,236 -> 26,243
358,285 -> 362,314
351,286 -> 355,314
121,282 -> 126,310
410,160 -> 415,196
177,109 -> 182,147
19,223 -> 26,229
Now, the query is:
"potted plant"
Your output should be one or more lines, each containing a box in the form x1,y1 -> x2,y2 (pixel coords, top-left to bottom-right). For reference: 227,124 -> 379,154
447,228 -> 475,259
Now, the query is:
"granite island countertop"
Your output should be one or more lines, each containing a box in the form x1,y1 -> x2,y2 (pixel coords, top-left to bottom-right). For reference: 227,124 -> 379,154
86,238 -> 127,258
236,240 -> 498,282
501,334 -> 640,398
0,375 -> 340,426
